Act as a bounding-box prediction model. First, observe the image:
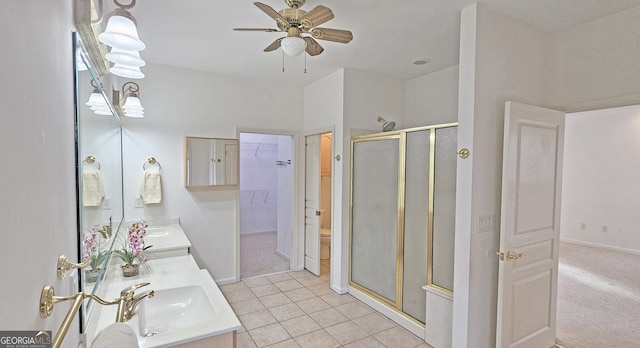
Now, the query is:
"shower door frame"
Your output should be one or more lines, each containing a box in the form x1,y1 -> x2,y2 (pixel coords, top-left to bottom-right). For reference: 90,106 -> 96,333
348,122 -> 458,329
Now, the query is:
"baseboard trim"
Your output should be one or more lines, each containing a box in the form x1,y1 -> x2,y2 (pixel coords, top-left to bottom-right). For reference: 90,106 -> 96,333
331,284 -> 348,294
240,229 -> 277,236
561,238 -> 640,256
215,276 -> 238,285
275,249 -> 291,261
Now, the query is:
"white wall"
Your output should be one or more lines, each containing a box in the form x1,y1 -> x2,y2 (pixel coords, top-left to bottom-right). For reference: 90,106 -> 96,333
453,4 -> 547,347
405,65 -> 459,128
561,105 -> 640,253
121,63 -> 303,283
0,1 -> 79,347
303,69 -> 345,289
277,135 -> 294,258
545,5 -> 640,111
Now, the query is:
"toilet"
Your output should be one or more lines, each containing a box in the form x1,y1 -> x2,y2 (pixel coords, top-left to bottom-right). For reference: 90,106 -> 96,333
319,210 -> 331,260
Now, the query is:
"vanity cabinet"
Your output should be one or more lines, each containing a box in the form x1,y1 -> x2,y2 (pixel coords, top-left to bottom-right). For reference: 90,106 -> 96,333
172,331 -> 236,348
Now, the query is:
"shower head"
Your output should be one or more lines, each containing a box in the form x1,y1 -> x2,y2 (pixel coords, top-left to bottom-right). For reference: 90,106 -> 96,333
377,116 -> 396,132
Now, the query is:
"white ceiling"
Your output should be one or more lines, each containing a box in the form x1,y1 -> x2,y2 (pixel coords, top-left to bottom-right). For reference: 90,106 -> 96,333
119,0 -> 640,86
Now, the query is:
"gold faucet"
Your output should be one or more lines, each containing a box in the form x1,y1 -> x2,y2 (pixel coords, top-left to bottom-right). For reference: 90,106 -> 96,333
115,282 -> 155,322
40,282 -> 154,348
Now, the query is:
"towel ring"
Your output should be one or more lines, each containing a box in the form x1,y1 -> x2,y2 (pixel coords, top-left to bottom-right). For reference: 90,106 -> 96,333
83,156 -> 100,170
143,157 -> 162,171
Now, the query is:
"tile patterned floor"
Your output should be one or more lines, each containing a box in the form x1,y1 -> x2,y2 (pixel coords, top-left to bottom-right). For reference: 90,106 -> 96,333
220,261 -> 432,348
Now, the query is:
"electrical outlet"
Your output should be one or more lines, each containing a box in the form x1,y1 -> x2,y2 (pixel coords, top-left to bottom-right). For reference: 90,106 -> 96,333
101,197 -> 111,210
134,196 -> 143,208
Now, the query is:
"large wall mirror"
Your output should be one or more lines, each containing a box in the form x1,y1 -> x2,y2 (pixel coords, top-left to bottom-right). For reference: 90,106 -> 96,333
185,136 -> 239,187
74,33 -> 124,330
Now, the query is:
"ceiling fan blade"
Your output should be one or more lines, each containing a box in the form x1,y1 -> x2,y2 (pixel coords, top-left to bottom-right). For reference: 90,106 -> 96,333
254,2 -> 288,27
264,38 -> 283,52
310,27 -> 353,43
233,28 -> 280,32
299,5 -> 334,29
304,37 -> 324,56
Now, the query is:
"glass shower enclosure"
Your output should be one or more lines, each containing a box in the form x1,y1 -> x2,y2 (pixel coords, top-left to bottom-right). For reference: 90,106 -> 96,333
349,123 -> 457,325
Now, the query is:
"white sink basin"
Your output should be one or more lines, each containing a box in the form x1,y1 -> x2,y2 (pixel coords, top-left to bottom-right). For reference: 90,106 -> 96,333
138,285 -> 215,338
145,227 -> 170,237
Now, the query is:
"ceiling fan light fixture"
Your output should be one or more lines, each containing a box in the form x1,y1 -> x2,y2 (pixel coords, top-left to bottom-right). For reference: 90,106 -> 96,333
281,36 -> 306,56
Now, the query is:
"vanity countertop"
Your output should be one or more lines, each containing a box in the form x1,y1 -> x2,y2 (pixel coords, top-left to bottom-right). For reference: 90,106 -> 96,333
143,223 -> 191,253
93,262 -> 241,348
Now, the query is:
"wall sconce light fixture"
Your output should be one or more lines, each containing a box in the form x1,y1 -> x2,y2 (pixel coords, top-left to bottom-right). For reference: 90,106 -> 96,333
86,80 -> 113,116
98,0 -> 146,79
114,82 -> 144,118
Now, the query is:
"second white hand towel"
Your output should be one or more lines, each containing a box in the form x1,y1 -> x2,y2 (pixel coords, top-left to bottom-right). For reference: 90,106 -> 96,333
140,169 -> 162,204
83,168 -> 105,207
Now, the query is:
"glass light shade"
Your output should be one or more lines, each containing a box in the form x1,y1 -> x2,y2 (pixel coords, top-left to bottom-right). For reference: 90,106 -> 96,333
86,92 -> 107,107
92,107 -> 113,116
106,47 -> 146,67
281,36 -> 306,57
123,96 -> 144,110
110,64 -> 145,79
124,110 -> 144,118
98,14 -> 145,51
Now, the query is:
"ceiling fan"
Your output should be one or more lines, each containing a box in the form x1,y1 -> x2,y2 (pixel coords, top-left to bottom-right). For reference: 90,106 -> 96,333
233,0 -> 353,57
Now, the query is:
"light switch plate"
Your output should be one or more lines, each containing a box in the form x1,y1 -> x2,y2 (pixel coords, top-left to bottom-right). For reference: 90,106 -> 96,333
478,214 -> 495,233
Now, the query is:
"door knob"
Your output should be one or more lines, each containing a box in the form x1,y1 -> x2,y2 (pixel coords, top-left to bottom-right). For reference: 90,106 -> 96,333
497,250 -> 525,261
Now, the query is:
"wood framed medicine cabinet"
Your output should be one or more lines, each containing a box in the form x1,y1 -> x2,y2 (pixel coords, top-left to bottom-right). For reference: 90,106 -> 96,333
184,136 -> 239,187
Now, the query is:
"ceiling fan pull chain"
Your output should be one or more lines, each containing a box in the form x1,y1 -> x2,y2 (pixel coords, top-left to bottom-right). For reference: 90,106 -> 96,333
282,50 -> 285,72
304,52 -> 307,74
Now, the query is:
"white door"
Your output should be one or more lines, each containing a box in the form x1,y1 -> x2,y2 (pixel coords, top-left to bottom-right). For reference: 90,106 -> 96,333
497,101 -> 565,348
304,134 -> 321,275
224,141 -> 238,185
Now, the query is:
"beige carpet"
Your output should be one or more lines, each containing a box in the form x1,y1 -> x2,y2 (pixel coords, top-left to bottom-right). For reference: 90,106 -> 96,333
556,242 -> 640,347
240,232 -> 290,279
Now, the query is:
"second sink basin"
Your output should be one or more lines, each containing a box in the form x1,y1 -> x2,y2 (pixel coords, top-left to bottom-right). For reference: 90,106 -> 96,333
138,285 -> 216,338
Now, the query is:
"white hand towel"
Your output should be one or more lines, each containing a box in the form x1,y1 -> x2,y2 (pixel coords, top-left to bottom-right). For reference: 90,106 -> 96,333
82,168 -> 105,207
140,169 -> 162,204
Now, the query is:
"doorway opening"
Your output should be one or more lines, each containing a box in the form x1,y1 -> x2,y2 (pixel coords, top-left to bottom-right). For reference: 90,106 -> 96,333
304,131 -> 333,276
239,132 -> 294,278
319,133 -> 332,275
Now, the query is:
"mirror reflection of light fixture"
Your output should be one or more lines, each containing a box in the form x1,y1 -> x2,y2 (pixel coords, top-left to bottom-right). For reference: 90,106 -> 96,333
114,82 -> 144,118
85,80 -> 112,116
377,116 -> 396,132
